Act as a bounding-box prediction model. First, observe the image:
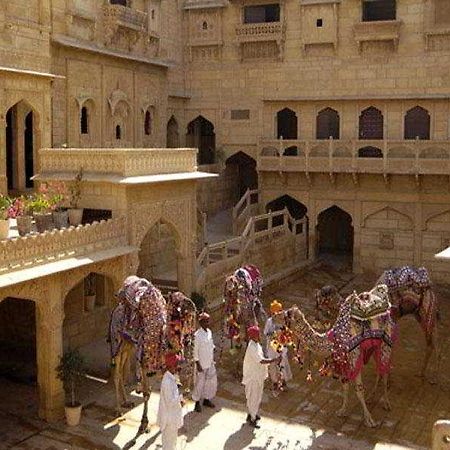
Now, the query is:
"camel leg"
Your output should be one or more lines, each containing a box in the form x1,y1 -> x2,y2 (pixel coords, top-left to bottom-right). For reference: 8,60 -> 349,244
139,370 -> 151,433
336,382 -> 349,417
367,373 -> 380,403
354,373 -> 377,428
380,374 -> 391,411
120,343 -> 135,409
114,346 -> 126,415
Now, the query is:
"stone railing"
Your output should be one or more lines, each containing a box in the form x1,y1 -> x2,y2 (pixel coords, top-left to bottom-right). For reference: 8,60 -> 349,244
353,20 -> 402,50
103,3 -> 147,31
0,217 -> 128,277
232,188 -> 260,235
235,22 -> 285,42
258,139 -> 450,177
39,148 -> 198,178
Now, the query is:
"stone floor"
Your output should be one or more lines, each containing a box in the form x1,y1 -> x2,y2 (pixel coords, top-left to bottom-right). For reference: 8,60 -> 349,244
1,261 -> 449,449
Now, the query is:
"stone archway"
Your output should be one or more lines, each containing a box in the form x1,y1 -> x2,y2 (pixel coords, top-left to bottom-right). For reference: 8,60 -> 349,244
138,220 -> 180,292
225,151 -> 258,200
186,116 -> 215,165
167,116 -> 179,148
0,297 -> 38,416
6,100 -> 40,192
316,205 -> 353,265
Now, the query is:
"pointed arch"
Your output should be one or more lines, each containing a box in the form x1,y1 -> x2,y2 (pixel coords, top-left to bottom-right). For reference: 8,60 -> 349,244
167,115 -> 179,148
404,106 -> 430,140
186,115 -> 215,165
359,106 -> 383,139
276,108 -> 298,140
363,206 -> 413,230
316,107 -> 340,139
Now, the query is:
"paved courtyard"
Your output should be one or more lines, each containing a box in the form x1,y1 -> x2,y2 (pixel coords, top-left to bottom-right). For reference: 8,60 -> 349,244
1,262 -> 449,449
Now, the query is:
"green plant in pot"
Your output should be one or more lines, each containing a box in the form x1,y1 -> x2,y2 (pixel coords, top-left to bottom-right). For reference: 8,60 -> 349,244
68,168 -> 84,227
48,181 -> 69,229
28,188 -> 53,233
56,349 -> 86,426
0,194 -> 12,240
84,273 -> 96,312
8,196 -> 33,236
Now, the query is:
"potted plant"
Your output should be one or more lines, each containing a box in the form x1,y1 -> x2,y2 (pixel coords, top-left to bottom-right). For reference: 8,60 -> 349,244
0,194 -> 11,239
56,349 -> 86,426
48,181 -> 69,229
10,196 -> 33,236
28,189 -> 53,233
68,168 -> 84,226
84,273 -> 96,312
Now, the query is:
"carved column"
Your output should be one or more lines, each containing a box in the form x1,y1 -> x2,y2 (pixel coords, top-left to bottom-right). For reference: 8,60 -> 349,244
36,280 -> 65,422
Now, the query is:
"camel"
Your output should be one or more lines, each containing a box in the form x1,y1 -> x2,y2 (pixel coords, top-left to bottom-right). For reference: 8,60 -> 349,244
108,276 -> 196,432
278,284 -> 397,427
315,266 -> 439,378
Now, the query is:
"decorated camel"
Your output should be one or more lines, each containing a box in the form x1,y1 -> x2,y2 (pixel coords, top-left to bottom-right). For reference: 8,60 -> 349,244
108,276 -> 196,431
275,284 -> 397,427
315,266 -> 439,378
221,264 -> 267,375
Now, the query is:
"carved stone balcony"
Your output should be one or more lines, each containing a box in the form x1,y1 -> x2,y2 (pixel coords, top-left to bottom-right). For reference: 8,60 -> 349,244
236,22 -> 285,43
103,4 -> 147,32
258,139 -> 450,184
353,20 -> 402,52
37,148 -> 199,183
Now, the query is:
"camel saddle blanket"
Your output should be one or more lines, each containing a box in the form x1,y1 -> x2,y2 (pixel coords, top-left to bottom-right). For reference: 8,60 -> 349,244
350,284 -> 391,321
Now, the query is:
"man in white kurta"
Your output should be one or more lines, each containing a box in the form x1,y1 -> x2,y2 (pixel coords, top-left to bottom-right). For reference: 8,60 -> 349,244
264,300 -> 293,392
242,325 -> 281,428
157,354 -> 184,450
192,312 -> 217,412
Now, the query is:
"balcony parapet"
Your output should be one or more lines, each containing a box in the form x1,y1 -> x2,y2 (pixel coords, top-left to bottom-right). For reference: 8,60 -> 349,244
0,218 -> 128,282
258,138 -> 450,179
236,22 -> 285,43
38,148 -> 198,180
103,4 -> 147,32
353,20 -> 402,52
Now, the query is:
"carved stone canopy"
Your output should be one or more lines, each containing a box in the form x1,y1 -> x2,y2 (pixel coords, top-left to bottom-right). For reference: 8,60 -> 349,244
108,89 -> 131,116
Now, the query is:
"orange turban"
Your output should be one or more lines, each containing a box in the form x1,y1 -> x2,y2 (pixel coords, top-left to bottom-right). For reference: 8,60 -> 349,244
270,300 -> 283,314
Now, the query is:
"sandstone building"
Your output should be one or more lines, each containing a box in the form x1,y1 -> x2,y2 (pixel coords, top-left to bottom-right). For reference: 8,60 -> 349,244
1,0 -> 450,422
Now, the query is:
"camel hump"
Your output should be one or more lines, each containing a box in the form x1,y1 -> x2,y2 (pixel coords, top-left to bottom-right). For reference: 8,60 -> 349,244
351,284 -> 391,320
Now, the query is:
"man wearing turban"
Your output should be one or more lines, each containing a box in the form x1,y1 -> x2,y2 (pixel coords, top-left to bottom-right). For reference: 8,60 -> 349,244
242,325 -> 281,428
157,353 -> 184,450
264,300 -> 293,394
192,312 -> 217,412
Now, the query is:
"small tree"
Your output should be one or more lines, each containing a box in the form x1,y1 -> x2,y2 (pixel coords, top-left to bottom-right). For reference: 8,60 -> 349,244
57,349 -> 86,407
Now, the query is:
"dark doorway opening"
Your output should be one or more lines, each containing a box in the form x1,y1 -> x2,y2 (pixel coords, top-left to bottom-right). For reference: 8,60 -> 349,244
316,107 -> 340,139
266,195 -> 307,227
25,112 -> 34,189
187,116 -> 216,165
277,108 -> 298,140
225,152 -> 258,199
404,106 -> 430,140
167,116 -> 179,148
359,107 -> 383,140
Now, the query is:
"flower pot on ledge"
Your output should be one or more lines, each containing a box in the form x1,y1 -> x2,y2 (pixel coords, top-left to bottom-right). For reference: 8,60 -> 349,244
65,402 -> 82,426
53,210 -> 69,229
68,208 -> 83,227
16,215 -> 33,236
34,212 -> 54,233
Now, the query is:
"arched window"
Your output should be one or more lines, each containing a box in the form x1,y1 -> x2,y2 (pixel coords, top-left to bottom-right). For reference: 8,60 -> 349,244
316,108 -> 340,139
110,0 -> 127,5
115,125 -> 121,140
358,146 -> 383,158
359,107 -> 383,140
202,21 -> 208,30
144,110 -> 152,136
277,108 -> 298,139
80,106 -> 89,135
404,106 -> 430,140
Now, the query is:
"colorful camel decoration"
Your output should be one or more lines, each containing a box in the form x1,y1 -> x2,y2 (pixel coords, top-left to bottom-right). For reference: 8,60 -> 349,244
108,276 -> 196,431
277,284 -> 397,427
315,266 -> 439,378
221,265 -> 266,376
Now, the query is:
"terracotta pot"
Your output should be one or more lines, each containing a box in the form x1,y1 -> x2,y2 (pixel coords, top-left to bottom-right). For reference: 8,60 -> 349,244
34,213 -> 54,233
16,216 -> 33,236
53,210 -> 69,229
84,295 -> 96,312
0,219 -> 9,240
68,208 -> 83,227
65,403 -> 82,426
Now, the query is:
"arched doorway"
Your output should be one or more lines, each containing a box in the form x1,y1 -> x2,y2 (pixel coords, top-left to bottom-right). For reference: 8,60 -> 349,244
6,101 -> 38,192
359,106 -> 383,140
225,152 -> 258,200
316,206 -> 353,265
138,220 -> 179,291
316,107 -> 340,139
167,116 -> 179,148
186,116 -> 215,165
0,297 -> 38,417
404,106 -> 430,140
266,195 -> 308,230
63,273 -> 114,378
276,108 -> 298,140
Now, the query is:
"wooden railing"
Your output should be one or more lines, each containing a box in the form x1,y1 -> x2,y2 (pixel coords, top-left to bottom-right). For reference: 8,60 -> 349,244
0,217 -> 128,276
258,138 -> 450,176
196,208 -> 306,272
232,188 -> 260,235
39,148 -> 198,178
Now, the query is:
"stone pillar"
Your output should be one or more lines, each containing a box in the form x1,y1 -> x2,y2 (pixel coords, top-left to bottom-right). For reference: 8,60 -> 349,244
0,115 -> 6,193
36,281 -> 65,422
308,207 -> 316,262
352,200 -> 362,273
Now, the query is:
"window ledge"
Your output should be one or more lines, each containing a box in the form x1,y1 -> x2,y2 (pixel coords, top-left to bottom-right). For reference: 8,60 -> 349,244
353,20 -> 402,51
